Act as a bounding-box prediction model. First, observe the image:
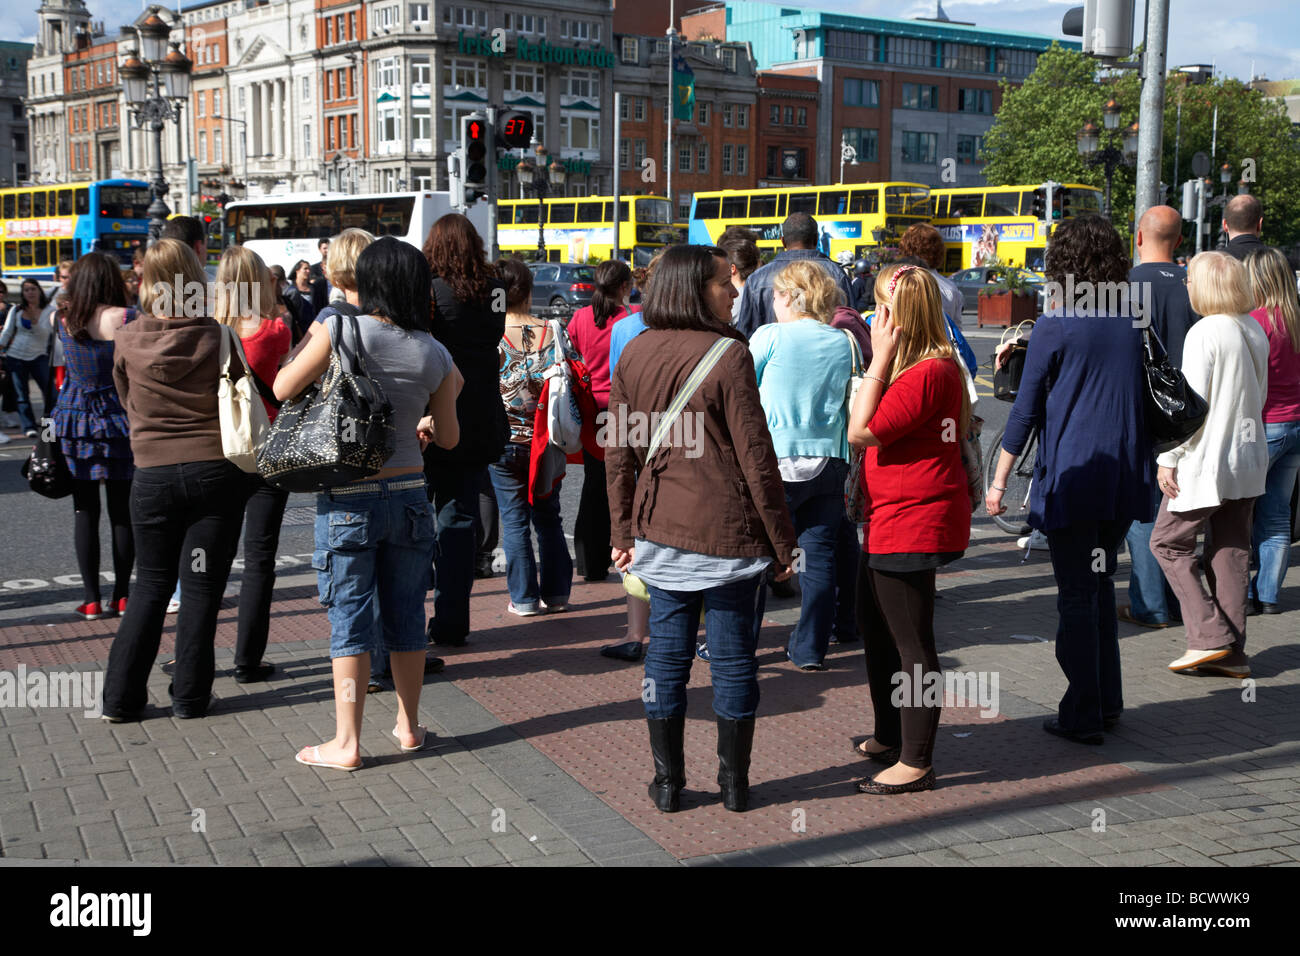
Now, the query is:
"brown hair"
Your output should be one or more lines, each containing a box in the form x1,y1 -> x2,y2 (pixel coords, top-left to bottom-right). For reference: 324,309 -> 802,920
63,253 -> 127,341
897,224 -> 947,271
643,245 -> 745,343
717,226 -> 760,281
423,213 -> 495,303
495,257 -> 534,311
591,259 -> 633,329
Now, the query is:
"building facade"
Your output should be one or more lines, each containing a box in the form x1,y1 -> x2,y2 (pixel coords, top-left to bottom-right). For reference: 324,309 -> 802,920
0,43 -> 33,186
754,72 -> 818,188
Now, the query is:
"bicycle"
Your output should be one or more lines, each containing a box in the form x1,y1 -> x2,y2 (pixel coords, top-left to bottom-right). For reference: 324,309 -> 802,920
984,424 -> 1037,534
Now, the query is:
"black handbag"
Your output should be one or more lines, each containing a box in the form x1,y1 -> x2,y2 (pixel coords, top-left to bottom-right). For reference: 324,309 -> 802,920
255,312 -> 395,492
22,428 -> 74,499
1142,326 -> 1208,454
992,320 -> 1035,402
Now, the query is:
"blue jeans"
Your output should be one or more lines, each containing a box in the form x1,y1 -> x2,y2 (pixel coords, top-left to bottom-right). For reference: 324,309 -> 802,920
312,478 -> 436,659
3,354 -> 52,433
644,573 -> 768,720
1251,420 -> 1300,605
489,442 -> 572,610
783,459 -> 857,667
1125,520 -> 1180,624
427,464 -> 481,643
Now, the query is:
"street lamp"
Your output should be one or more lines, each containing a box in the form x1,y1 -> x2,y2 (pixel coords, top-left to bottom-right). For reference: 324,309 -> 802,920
122,18 -> 191,245
514,137 -> 567,261
839,138 -> 858,184
1077,101 -> 1138,221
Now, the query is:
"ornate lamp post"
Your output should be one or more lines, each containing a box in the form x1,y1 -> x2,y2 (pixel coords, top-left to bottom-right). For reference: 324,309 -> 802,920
121,13 -> 192,245
1076,98 -> 1138,221
839,138 -> 858,184
514,138 -> 567,261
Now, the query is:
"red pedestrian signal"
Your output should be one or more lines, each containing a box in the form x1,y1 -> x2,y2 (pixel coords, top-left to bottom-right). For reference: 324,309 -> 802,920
498,111 -> 534,149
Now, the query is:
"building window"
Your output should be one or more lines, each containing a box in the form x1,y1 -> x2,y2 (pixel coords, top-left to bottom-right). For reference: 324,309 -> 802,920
453,8 -> 488,30
721,47 -> 737,72
901,83 -> 939,110
736,145 -> 748,175
410,3 -> 429,25
901,131 -> 939,164
443,58 -> 486,91
770,104 -> 780,125
634,97 -> 645,121
214,90 -> 221,114
413,166 -> 433,190
198,130 -> 207,163
826,29 -> 875,61
678,141 -> 692,173
619,96 -> 630,121
619,138 -> 630,169
566,70 -> 597,100
784,106 -> 793,125
697,102 -> 709,125
239,87 -> 245,109
843,77 -> 879,107
302,76 -> 310,101
197,92 -> 205,118
377,57 -> 399,89
560,113 -> 599,150
995,48 -> 1038,77
843,127 -> 878,162
215,130 -> 223,163
412,111 -> 431,146
722,144 -> 732,175
945,43 -> 987,73
886,37 -> 934,67
697,141 -> 708,173
378,106 -> 400,152
957,88 -> 993,114
737,106 -> 749,128
375,5 -> 397,30
798,107 -> 807,125
300,124 -> 309,157
956,134 -> 986,165
722,104 -> 733,127
412,57 -> 431,88
621,37 -> 639,64
766,147 -> 807,179
504,65 -> 544,96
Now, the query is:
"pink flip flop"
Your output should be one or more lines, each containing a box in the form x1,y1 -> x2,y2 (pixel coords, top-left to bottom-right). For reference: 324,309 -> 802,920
295,745 -> 362,772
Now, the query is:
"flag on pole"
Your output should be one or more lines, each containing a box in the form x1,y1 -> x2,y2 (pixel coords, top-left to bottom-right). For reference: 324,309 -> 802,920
672,53 -> 695,123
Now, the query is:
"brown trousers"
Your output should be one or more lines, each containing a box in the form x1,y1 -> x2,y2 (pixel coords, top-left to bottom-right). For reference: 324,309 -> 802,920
1150,496 -> 1255,653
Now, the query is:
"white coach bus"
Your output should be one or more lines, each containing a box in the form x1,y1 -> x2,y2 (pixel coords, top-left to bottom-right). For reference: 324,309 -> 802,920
220,191 -> 490,274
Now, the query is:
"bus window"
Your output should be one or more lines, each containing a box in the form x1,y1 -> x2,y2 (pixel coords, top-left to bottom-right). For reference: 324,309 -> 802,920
304,205 -> 337,238
32,191 -> 46,218
600,201 -> 632,221
33,240 -> 49,267
850,189 -> 879,215
885,186 -> 932,216
17,193 -> 30,217
983,192 -> 1021,217
720,196 -> 747,219
1,194 -> 12,218
549,203 -> 575,223
634,198 -> 670,223
618,200 -> 630,220
98,185 -> 150,219
57,189 -> 73,216
75,188 -> 90,215
515,204 -> 541,224
750,195 -> 779,218
373,200 -> 411,235
1062,188 -> 1101,216
788,193 -> 816,215
2,242 -> 15,267
818,191 -> 848,216
58,239 -> 74,262
693,196 -> 720,219
18,240 -> 32,266
944,192 -> 983,217
576,201 -> 603,222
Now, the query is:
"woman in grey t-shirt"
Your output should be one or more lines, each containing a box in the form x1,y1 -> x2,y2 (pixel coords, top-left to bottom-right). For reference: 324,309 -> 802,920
275,237 -> 462,771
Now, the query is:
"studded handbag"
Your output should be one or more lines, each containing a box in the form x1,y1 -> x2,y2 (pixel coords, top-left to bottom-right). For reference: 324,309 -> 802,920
256,312 -> 396,492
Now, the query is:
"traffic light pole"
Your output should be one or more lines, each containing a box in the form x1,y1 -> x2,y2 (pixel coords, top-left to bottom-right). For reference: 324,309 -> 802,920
486,107 -> 499,262
1134,0 -> 1170,225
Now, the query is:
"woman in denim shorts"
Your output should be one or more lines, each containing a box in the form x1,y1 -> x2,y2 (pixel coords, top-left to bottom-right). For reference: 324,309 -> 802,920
275,237 -> 463,770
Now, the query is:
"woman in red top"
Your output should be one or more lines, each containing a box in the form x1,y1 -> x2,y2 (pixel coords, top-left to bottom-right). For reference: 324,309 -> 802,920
846,264 -> 971,795
214,246 -> 293,683
566,259 -> 636,583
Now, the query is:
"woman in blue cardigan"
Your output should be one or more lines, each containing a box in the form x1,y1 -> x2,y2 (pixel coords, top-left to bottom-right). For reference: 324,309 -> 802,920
750,260 -> 857,670
986,215 -> 1156,744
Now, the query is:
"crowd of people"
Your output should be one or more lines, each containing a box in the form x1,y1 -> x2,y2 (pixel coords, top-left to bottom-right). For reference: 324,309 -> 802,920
4,193 -> 1296,811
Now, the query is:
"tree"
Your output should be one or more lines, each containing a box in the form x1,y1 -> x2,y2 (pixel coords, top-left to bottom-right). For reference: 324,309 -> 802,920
982,44 -> 1300,250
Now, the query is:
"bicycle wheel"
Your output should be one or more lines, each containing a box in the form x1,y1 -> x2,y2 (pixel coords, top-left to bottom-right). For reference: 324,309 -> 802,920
985,425 -> 1037,534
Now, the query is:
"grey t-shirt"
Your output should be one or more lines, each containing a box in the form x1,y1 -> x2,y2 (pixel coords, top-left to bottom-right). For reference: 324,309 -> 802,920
326,314 -> 454,470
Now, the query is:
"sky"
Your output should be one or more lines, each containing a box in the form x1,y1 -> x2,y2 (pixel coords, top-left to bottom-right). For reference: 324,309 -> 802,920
4,0 -> 1297,82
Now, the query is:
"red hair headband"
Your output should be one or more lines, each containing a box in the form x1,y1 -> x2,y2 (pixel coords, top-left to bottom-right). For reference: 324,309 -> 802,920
885,264 -> 919,300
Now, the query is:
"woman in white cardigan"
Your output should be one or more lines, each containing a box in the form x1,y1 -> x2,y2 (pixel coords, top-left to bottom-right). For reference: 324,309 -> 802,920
1151,251 -> 1269,678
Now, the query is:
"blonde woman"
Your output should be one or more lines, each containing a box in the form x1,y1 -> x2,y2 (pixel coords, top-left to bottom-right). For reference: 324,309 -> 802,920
1245,249 -> 1300,615
104,239 -> 246,721
1152,252 -> 1269,678
750,260 -> 856,671
311,228 -> 375,332
846,264 -> 971,794
213,246 -> 292,683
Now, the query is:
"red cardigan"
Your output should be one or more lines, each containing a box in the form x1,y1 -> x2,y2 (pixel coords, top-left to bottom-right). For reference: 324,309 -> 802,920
861,357 -> 971,555
566,304 -> 638,411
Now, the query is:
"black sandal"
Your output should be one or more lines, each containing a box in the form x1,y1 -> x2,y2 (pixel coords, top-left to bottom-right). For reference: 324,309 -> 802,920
851,737 -> 901,764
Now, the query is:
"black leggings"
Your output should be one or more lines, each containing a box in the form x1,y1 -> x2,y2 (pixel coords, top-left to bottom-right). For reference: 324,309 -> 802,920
71,478 -> 134,606
573,450 -> 611,580
856,557 -> 941,768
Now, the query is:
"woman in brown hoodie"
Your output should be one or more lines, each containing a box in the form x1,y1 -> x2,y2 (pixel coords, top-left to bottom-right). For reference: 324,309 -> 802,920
102,239 -> 249,722
606,244 -> 798,814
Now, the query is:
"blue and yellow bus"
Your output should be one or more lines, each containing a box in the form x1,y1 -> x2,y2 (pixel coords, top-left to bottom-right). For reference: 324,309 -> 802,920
930,183 -> 1103,272
1,179 -> 152,289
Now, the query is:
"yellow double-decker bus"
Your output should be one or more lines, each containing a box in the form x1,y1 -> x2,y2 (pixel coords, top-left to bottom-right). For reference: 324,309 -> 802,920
497,195 -> 682,265
688,183 -> 932,261
930,183 -> 1103,272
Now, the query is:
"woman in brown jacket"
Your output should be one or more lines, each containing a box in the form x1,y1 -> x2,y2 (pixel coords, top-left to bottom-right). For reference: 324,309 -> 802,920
606,244 -> 798,814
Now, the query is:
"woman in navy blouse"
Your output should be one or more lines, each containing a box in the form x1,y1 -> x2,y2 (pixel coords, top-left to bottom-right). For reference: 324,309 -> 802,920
986,215 -> 1156,745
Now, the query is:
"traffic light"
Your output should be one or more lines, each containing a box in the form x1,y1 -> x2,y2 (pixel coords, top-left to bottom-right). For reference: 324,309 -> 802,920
459,113 -> 489,207
1062,0 -> 1135,60
497,111 -> 534,150
1030,188 -> 1046,219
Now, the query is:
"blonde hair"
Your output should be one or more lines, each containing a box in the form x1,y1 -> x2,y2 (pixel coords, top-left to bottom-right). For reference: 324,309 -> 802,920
1186,251 -> 1253,317
138,238 -> 209,318
772,260 -> 845,323
873,264 -> 971,434
1245,247 -> 1300,353
324,228 -> 375,292
213,245 -> 278,326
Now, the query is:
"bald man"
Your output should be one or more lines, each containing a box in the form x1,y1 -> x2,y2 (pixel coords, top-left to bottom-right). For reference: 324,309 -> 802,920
1222,194 -> 1270,262
1122,205 -> 1197,630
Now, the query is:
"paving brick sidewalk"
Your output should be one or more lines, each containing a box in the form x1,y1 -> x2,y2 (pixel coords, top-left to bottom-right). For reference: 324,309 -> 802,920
1,517 -> 1298,867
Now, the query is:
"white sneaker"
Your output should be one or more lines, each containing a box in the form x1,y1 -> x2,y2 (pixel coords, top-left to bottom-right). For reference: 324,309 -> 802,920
1017,530 -> 1050,551
0,432 -> 9,444
166,597 -> 181,614
507,602 -> 543,617
1169,648 -> 1232,673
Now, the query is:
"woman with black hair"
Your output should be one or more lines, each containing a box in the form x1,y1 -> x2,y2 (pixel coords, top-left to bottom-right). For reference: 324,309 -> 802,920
422,214 -> 509,647
1,277 -> 55,437
567,259 -> 636,582
606,244 -> 798,813
987,215 -> 1156,744
53,253 -> 136,621
275,235 -> 463,770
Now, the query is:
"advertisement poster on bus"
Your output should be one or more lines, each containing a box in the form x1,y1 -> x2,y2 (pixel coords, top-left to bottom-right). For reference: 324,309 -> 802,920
937,221 -> 1046,266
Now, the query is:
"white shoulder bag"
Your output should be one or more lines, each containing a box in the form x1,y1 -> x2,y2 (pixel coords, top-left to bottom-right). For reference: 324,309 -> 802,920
218,324 -> 272,473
